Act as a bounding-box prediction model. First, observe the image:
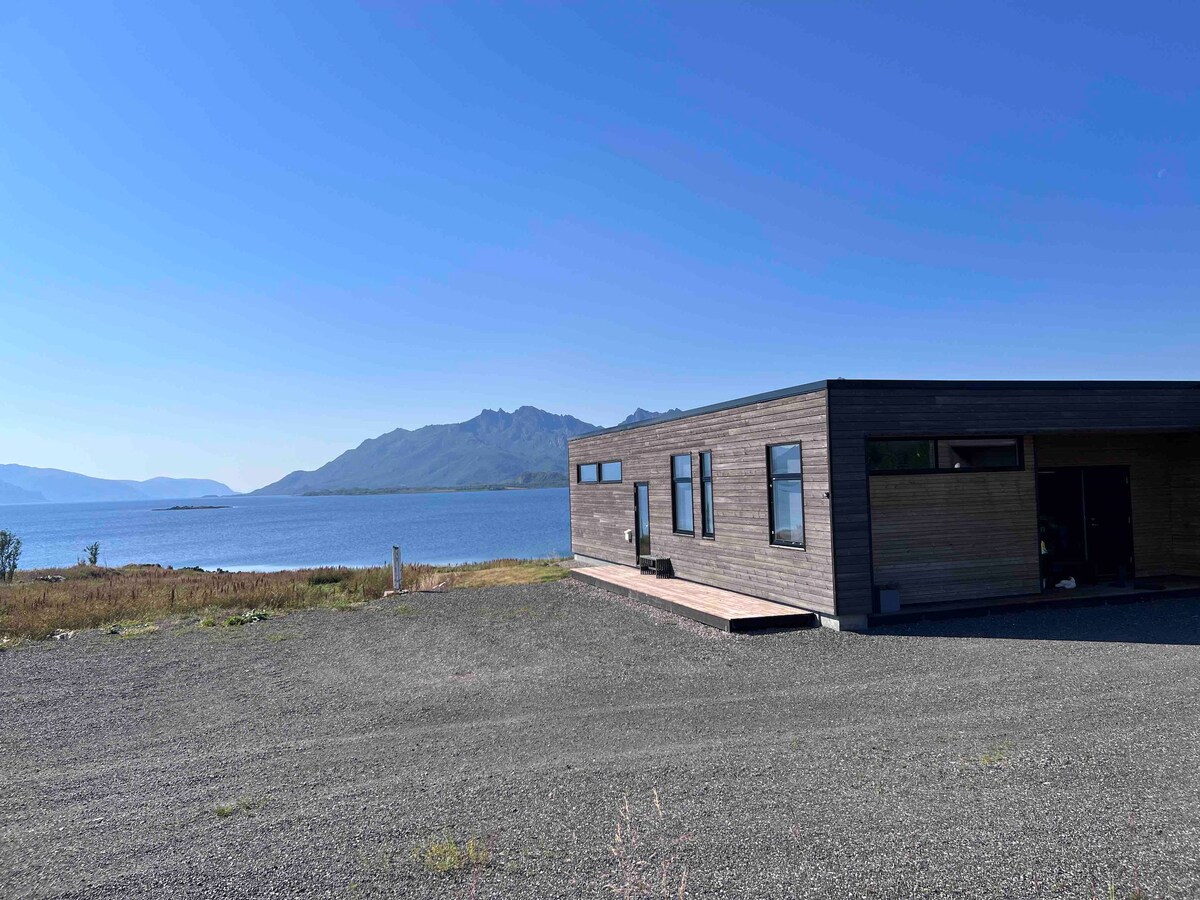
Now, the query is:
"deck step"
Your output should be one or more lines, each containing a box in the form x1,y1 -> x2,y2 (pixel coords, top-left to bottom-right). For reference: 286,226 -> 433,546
572,567 -> 818,633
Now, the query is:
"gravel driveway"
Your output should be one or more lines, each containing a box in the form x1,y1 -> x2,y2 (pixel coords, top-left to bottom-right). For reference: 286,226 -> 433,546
4,578 -> 1200,899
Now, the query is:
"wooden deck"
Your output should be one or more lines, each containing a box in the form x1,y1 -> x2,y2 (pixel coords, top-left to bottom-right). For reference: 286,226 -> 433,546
572,565 -> 817,632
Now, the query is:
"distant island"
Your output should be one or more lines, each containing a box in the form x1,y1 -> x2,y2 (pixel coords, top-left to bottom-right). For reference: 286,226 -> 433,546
155,504 -> 230,511
0,464 -> 234,505
301,475 -> 568,497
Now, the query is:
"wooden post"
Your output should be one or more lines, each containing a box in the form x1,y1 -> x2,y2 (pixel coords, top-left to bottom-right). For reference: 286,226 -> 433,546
392,545 -> 402,592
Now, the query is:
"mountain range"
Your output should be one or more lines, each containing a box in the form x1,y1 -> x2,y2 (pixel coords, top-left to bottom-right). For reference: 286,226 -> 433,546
0,465 -> 234,505
252,406 -> 681,495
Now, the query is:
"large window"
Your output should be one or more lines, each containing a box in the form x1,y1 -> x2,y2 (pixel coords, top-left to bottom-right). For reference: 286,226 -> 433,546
599,460 -> 622,483
767,443 -> 804,548
577,463 -> 599,483
699,450 -> 714,538
867,437 -> 1022,474
671,453 -> 694,535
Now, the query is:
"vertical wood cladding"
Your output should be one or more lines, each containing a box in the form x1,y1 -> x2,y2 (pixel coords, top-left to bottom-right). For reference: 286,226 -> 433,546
829,383 -> 1200,616
869,437 -> 1040,605
568,389 -> 834,614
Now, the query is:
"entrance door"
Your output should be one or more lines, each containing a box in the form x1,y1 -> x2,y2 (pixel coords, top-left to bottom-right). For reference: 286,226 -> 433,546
1037,465 -> 1134,584
1083,466 -> 1135,579
634,482 -> 651,563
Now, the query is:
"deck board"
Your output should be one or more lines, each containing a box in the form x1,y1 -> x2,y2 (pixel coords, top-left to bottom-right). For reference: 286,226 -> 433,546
572,565 -> 817,632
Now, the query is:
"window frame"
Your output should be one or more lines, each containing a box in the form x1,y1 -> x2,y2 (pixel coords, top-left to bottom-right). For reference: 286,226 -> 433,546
670,452 -> 695,536
866,436 -> 1025,476
576,463 -> 599,484
766,442 -> 805,550
699,450 -> 715,538
598,460 -> 623,483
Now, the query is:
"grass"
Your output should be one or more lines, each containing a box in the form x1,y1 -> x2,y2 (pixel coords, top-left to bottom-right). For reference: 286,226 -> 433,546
214,797 -> 260,819
0,558 -> 568,639
413,833 -> 490,874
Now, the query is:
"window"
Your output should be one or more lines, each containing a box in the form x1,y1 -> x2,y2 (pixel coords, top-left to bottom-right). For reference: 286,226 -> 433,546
867,439 -> 935,473
699,451 -> 714,538
938,438 -> 1021,470
867,437 -> 1023,474
599,460 -> 623,483
577,463 -> 598,483
767,443 -> 804,548
671,453 -> 694,535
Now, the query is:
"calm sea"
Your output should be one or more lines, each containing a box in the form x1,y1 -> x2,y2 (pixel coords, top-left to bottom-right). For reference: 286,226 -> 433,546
0,489 -> 571,571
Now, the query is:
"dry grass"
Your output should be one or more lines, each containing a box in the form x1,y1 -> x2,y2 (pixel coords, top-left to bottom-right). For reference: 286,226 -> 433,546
0,558 -> 568,639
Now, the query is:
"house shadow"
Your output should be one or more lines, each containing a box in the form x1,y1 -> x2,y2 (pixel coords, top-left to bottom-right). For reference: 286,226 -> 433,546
870,591 -> 1200,646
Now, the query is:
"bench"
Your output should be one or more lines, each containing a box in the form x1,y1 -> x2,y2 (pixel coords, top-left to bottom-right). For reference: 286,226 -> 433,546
638,555 -> 673,579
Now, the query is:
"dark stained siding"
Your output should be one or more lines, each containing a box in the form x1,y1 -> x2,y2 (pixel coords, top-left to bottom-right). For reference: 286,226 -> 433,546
869,437 -> 1039,604
569,389 -> 835,614
829,383 -> 1200,617
1035,434 -> 1174,576
1170,434 -> 1200,576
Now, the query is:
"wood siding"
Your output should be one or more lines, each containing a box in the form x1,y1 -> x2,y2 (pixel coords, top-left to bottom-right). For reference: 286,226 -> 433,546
829,383 -> 1200,616
1170,434 -> 1200,576
869,437 -> 1039,605
568,389 -> 835,614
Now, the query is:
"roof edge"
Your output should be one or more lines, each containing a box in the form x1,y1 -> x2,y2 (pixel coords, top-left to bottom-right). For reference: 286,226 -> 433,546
570,378 -> 1200,442
571,379 -> 829,440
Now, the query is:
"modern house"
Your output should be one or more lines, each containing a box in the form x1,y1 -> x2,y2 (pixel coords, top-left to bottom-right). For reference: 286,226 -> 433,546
568,380 -> 1200,631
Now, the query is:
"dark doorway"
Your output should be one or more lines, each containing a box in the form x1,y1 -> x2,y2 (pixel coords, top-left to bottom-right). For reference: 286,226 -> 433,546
634,482 -> 651,564
1037,466 -> 1134,585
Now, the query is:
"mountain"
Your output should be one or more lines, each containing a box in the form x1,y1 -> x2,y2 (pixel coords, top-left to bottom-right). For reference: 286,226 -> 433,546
0,465 -> 235,505
0,480 -> 46,505
619,407 -> 683,426
252,406 -> 679,495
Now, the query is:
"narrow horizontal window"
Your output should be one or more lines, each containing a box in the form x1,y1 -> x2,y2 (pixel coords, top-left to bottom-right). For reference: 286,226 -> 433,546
868,437 -> 1023,474
867,439 -> 935,473
577,463 -> 598,483
599,460 -> 622,483
767,443 -> 804,548
938,438 -> 1021,470
699,450 -> 714,538
671,453 -> 694,535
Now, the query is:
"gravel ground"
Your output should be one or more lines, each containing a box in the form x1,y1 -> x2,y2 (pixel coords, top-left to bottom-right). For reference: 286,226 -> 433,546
4,579 -> 1200,899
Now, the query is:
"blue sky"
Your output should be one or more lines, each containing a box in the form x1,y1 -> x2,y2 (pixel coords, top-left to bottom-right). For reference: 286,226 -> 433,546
1,2 -> 1196,491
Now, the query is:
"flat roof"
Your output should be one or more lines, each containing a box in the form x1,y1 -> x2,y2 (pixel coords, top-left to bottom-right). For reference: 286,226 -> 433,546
570,378 -> 1200,441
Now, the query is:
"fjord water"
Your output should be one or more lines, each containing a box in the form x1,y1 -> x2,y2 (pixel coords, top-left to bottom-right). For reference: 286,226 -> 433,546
0,489 -> 571,571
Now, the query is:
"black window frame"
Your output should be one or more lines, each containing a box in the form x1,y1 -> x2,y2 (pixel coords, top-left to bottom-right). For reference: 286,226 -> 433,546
576,463 -> 599,484
699,450 -> 715,538
866,436 -> 1025,475
599,460 -> 623,483
670,452 -> 694,536
766,442 -> 805,549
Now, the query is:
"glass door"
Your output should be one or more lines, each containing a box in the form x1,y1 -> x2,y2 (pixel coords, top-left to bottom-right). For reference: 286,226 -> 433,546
634,482 -> 651,563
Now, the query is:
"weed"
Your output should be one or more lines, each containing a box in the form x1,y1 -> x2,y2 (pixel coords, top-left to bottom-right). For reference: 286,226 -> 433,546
199,617 -> 216,627
978,744 -> 1012,767
608,789 -> 689,899
414,833 -> 489,874
214,797 -> 260,819
393,603 -> 415,615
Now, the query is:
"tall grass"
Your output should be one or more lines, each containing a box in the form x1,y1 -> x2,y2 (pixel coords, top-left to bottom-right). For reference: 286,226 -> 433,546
0,558 -> 567,640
